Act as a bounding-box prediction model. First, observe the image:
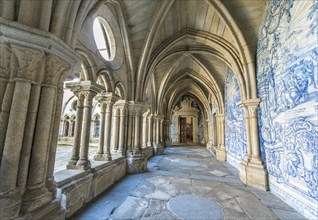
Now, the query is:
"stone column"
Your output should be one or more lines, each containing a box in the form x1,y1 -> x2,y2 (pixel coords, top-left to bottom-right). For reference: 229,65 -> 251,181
142,111 -> 149,148
103,102 -> 114,160
76,91 -> 96,169
126,109 -> 134,156
0,80 -> 32,218
211,114 -> 217,150
117,101 -> 127,156
164,119 -> 171,146
21,85 -> 56,213
215,114 -> 226,161
67,93 -> 84,167
94,103 -> 106,160
46,88 -> 63,196
147,114 -> 153,147
193,116 -> 199,144
174,115 -> 180,143
17,84 -> 41,196
66,81 -> 103,169
126,102 -> 148,174
239,99 -> 268,191
159,118 -> 164,143
153,115 -> 164,154
206,118 -> 212,149
111,107 -> 120,153
93,92 -> 118,161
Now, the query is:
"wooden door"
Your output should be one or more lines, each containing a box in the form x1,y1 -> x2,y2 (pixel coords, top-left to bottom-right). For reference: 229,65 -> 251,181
180,117 -> 193,143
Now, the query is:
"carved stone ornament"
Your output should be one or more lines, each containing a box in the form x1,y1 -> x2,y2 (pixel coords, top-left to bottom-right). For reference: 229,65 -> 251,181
0,44 -> 11,79
44,54 -> 70,86
11,44 -> 45,83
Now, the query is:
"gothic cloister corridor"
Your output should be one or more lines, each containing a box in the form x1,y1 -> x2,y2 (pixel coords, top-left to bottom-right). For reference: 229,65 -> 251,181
0,0 -> 317,219
72,145 -> 304,220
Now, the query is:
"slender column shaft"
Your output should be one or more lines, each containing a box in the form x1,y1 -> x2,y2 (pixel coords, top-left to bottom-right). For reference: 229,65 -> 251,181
0,80 -> 8,107
126,112 -> 133,155
0,82 -> 15,165
159,119 -> 163,142
212,114 -> 217,147
76,93 -> 94,169
117,109 -> 125,155
0,81 -> 31,193
250,106 -> 261,158
142,115 -> 147,148
17,84 -> 41,195
193,116 -> 198,143
68,94 -> 84,165
111,110 -> 119,152
21,86 -> 56,213
147,115 -> 152,147
26,86 -> 56,187
217,115 -> 225,147
46,88 -> 63,194
175,115 -> 180,143
104,104 -> 112,159
98,108 -> 106,154
134,113 -> 141,154
156,117 -> 160,144
165,120 -> 170,142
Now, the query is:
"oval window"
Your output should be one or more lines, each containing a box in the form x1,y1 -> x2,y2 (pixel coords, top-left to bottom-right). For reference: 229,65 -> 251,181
93,17 -> 116,61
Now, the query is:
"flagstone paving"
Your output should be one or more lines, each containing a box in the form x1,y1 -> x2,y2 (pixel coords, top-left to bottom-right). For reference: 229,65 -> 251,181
69,145 -> 306,220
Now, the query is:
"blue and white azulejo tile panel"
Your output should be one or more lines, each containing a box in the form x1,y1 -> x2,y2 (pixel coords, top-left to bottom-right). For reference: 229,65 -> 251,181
257,1 -> 318,219
224,68 -> 247,169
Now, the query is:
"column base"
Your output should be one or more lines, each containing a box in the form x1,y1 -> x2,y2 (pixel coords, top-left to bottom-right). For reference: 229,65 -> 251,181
206,141 -> 213,149
215,147 -> 226,161
67,158 -> 78,166
165,139 -> 172,147
239,157 -> 268,191
21,199 -> 65,220
93,153 -> 112,161
67,159 -> 91,170
117,149 -> 125,157
0,190 -> 21,219
21,186 -> 52,213
46,178 -> 57,197
126,155 -> 148,174
153,143 -> 164,155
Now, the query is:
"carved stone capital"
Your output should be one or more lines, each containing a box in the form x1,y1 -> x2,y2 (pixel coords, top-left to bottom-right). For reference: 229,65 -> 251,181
0,44 -> 11,79
238,98 -> 261,118
11,44 -> 45,83
44,54 -> 70,86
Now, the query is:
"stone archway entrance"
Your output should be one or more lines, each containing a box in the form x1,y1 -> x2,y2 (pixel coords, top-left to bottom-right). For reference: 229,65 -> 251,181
173,98 -> 199,144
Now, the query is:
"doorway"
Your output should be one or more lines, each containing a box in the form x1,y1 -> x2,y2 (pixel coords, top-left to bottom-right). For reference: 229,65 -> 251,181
180,117 -> 193,143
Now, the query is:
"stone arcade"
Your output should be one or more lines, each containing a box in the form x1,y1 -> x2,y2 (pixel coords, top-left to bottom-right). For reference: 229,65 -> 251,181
0,0 -> 317,219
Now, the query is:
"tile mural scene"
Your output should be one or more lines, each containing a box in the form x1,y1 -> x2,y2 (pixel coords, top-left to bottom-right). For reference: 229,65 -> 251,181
257,1 -> 318,219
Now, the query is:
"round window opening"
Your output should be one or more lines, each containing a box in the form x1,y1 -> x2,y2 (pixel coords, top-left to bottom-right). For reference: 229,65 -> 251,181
93,17 -> 116,61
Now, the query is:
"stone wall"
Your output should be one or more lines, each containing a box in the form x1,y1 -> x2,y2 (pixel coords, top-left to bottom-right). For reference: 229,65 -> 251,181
257,1 -> 318,219
56,158 -> 126,218
224,68 -> 247,169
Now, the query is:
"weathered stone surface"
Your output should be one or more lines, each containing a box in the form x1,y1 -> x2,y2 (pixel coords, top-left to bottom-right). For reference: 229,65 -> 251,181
109,196 -> 149,220
126,155 -> 147,174
75,146 -> 295,220
168,195 -> 223,220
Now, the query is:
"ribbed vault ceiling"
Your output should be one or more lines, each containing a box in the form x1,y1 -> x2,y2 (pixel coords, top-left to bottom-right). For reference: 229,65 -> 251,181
119,0 -> 266,114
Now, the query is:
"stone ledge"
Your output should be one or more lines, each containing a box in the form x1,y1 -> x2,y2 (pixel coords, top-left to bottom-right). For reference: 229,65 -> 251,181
55,157 -> 127,218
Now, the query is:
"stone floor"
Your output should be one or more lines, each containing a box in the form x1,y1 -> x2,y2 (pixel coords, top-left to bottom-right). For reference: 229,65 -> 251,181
70,145 -> 306,220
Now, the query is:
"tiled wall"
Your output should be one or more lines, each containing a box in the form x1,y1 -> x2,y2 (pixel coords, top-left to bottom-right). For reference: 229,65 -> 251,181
257,1 -> 318,219
224,68 -> 247,168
